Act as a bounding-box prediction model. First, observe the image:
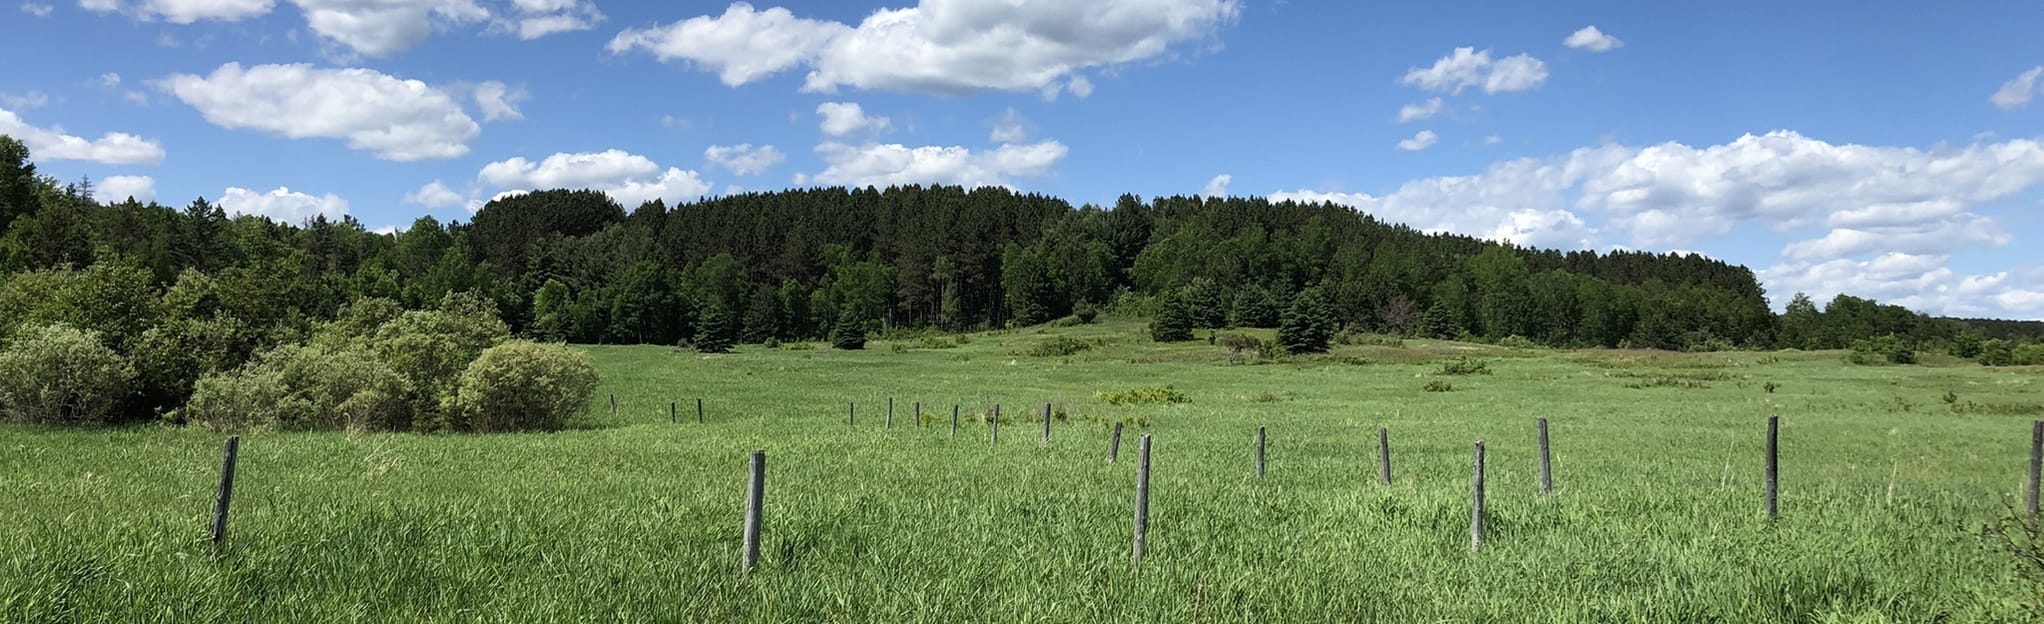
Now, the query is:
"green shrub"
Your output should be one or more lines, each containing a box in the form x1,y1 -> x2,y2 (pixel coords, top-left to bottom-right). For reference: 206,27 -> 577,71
1496,335 -> 1539,349
1073,302 -> 1100,324
1981,339 -> 2016,366
915,336 -> 959,349
1217,332 -> 1263,354
1422,380 -> 1454,392
1050,315 -> 1084,327
831,318 -> 868,350
2017,343 -> 2044,366
440,341 -> 599,433
1099,385 -> 1191,406
1026,335 -> 1093,357
0,324 -> 136,425
1337,330 -> 1404,347
1848,335 -> 1916,366
186,364 -> 308,432
1435,357 -> 1492,376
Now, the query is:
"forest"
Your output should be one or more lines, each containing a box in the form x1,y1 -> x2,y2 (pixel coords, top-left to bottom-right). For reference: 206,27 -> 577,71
1,134 -> 2040,425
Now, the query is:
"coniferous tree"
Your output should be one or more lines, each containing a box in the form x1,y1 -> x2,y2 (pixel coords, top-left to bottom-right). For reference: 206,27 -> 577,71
692,302 -> 736,353
1278,287 -> 1336,354
830,306 -> 868,350
1150,291 -> 1195,342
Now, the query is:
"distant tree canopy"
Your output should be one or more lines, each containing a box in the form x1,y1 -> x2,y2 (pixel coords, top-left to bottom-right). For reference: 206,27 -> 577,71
1,134 -> 2040,422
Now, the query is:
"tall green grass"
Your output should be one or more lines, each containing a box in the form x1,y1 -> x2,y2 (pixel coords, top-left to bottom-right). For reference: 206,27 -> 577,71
3,320 -> 2039,621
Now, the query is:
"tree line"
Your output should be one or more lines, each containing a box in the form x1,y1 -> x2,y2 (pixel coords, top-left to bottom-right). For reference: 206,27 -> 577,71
3,134 -> 2041,422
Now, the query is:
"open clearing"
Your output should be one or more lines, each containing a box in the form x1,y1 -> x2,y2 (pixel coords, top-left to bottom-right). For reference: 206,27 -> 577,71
5,320 -> 2041,622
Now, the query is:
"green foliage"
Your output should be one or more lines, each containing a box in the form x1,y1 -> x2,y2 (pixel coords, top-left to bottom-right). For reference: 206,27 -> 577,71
1230,283 -> 1283,328
1149,291 -> 1195,342
1277,287 -> 1336,354
1847,335 -> 1916,366
2018,343 -> 2044,366
1025,335 -> 1093,357
1217,332 -> 1263,354
1980,339 -> 2017,366
1183,278 -> 1226,329
1422,380 -> 1454,392
1336,329 -> 1404,347
440,340 -> 599,433
0,324 -> 134,425
1496,335 -> 1539,349
1098,385 -> 1191,406
1950,332 -> 1984,359
1435,357 -> 1492,376
830,314 -> 868,351
692,302 -> 736,354
1073,302 -> 1100,324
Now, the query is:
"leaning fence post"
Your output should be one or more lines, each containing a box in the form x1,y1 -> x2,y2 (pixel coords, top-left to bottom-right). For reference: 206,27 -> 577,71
1109,422 -> 1124,464
1766,415 -> 1779,521
743,450 -> 765,574
211,435 -> 240,554
1537,418 -> 1553,496
1378,427 -> 1392,486
1471,440 -> 1486,552
1132,433 -> 1153,570
1042,403 -> 1052,446
1255,426 -> 1267,478
2028,420 -> 2041,519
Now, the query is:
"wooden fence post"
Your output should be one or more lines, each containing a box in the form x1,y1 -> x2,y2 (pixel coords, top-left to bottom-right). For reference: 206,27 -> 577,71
669,402 -> 676,424
951,404 -> 959,439
2029,420 -> 2041,519
848,403 -> 855,429
743,450 -> 764,574
697,398 -> 704,424
991,404 -> 1000,445
1766,415 -> 1779,521
211,435 -> 240,554
609,394 -> 617,420
1042,403 -> 1052,446
1132,433 -> 1153,570
1537,418 -> 1552,496
887,397 -> 895,429
1471,440 -> 1486,553
1109,422 -> 1123,464
1255,426 -> 1267,478
915,402 -> 922,428
1378,427 -> 1392,486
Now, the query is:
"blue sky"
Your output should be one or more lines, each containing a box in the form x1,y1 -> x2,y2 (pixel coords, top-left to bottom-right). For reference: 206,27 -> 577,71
4,0 -> 2044,318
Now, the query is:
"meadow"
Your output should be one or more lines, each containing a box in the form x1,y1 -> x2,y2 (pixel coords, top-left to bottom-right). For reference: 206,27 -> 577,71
4,319 -> 2042,622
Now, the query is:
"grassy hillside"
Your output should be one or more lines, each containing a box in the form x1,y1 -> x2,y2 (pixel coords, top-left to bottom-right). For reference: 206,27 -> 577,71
5,319 -> 2041,621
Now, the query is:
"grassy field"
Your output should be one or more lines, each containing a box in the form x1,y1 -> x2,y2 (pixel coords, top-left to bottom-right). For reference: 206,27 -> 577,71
5,319 -> 2043,622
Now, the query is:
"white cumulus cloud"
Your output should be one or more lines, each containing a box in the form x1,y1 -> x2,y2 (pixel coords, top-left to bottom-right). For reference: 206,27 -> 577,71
80,0 -> 273,23
477,149 -> 713,207
20,3 -> 53,16
219,186 -> 349,223
806,140 -> 1067,189
402,179 -> 467,209
1397,129 -> 1438,151
1397,97 -> 1442,123
1562,25 -> 1623,52
95,175 -> 157,203
471,80 -> 524,121
704,143 -> 785,175
1992,66 -> 2042,111
1401,47 -> 1548,95
817,101 -> 889,136
0,106 -> 165,165
1201,173 -> 1230,198
158,62 -> 482,161
609,0 -> 1239,96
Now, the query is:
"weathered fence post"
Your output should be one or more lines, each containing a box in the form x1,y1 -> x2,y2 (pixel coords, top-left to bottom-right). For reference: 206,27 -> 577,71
991,404 -> 1000,445
914,402 -> 922,428
1109,422 -> 1124,464
669,402 -> 676,424
1378,427 -> 1392,486
610,394 -> 617,420
1255,426 -> 1267,478
1471,440 -> 1486,553
848,402 -> 856,429
1766,415 -> 1779,521
211,435 -> 240,554
887,397 -> 895,429
2029,420 -> 2041,518
951,404 -> 959,439
743,450 -> 765,574
1132,433 -> 1153,569
697,398 -> 704,424
1537,418 -> 1553,496
1042,403 -> 1052,446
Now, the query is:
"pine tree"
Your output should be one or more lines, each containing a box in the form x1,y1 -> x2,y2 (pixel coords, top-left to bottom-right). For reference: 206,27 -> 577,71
830,311 -> 868,350
693,302 -> 736,353
1149,291 -> 1195,342
1278,287 -> 1336,354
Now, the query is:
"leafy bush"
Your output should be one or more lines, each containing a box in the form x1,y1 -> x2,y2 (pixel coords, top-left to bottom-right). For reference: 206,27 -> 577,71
1099,385 -> 1191,406
186,364 -> 307,432
0,324 -> 136,425
1026,335 -> 1093,357
1217,332 -> 1263,354
1434,357 -> 1492,376
1950,332 -> 1983,359
1337,330 -> 1404,347
1848,335 -> 1916,366
1981,339 -> 2016,366
1073,302 -> 1100,324
2019,343 -> 2044,366
187,343 -> 409,431
1422,380 -> 1454,392
440,341 -> 600,433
